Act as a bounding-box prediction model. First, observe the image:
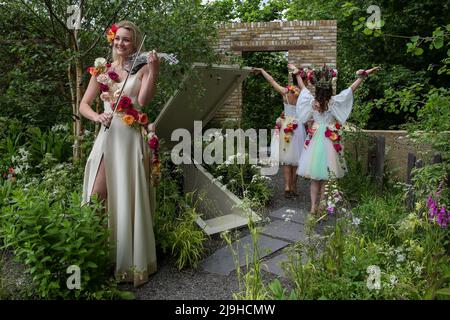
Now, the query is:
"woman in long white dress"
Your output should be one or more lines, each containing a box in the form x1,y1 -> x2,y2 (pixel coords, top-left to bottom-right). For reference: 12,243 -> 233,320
80,21 -> 159,287
290,63 -> 380,214
253,68 -> 306,198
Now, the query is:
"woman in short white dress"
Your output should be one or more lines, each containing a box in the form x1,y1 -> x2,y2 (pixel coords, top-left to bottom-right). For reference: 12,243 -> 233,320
253,68 -> 306,198
289,63 -> 380,214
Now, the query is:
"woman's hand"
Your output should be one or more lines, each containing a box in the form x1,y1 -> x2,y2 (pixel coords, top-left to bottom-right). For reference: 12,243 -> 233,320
287,63 -> 297,71
95,112 -> 113,126
251,67 -> 263,74
147,50 -> 160,75
366,66 -> 381,75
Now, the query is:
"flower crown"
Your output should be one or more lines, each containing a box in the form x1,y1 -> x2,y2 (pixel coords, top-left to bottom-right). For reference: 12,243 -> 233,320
285,85 -> 300,96
296,67 -> 309,79
106,23 -> 119,44
307,65 -> 338,89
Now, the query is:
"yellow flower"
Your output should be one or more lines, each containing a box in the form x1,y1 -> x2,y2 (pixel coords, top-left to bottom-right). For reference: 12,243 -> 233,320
122,114 -> 135,125
107,30 -> 115,43
329,132 -> 338,141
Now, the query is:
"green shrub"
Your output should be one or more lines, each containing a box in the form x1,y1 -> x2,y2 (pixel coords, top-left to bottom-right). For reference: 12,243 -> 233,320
0,187 -> 118,299
154,153 -> 206,270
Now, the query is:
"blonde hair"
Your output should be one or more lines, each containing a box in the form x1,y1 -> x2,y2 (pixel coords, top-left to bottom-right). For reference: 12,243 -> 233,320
111,20 -> 144,61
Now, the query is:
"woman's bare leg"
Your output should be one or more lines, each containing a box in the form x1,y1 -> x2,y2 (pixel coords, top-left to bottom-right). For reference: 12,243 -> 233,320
91,158 -> 107,203
310,179 -> 321,213
319,180 -> 327,210
283,165 -> 291,193
290,166 -> 298,194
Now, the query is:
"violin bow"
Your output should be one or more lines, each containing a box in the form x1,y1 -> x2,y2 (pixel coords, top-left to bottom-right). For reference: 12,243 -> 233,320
105,33 -> 147,131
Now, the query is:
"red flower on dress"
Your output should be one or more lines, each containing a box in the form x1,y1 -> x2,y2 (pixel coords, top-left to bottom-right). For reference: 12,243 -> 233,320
125,108 -> 139,120
305,140 -> 310,146
118,96 -> 132,110
334,144 -> 342,152
335,122 -> 341,130
148,136 -> 159,150
99,83 -> 109,92
325,129 -> 332,137
108,70 -> 120,82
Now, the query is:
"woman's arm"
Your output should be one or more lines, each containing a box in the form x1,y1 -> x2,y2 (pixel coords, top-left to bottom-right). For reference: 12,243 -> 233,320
80,75 -> 112,126
350,66 -> 381,92
138,51 -> 160,107
253,68 -> 286,95
287,63 -> 306,90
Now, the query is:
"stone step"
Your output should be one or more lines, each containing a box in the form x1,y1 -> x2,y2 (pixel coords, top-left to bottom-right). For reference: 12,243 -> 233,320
258,219 -> 306,243
200,234 -> 289,276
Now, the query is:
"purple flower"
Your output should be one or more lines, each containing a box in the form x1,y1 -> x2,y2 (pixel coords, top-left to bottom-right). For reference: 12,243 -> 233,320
327,206 -> 335,215
427,195 -> 434,208
436,207 -> 448,228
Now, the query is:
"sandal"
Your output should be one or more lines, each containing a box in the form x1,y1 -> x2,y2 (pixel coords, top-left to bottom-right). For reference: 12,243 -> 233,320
284,190 -> 292,198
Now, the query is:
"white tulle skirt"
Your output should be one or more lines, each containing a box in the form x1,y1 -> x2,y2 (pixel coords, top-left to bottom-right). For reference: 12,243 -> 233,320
270,116 -> 306,166
297,124 -> 347,180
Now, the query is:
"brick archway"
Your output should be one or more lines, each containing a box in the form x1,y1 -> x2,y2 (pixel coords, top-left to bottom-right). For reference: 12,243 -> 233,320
212,20 -> 337,125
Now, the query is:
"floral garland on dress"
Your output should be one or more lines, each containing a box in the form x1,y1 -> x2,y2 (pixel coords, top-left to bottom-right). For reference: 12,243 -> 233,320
87,57 -> 161,186
304,120 -> 343,154
274,111 -> 298,151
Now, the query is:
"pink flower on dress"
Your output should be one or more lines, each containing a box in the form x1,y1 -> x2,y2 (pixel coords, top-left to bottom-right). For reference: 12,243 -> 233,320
138,113 -> 149,125
100,92 -> 112,102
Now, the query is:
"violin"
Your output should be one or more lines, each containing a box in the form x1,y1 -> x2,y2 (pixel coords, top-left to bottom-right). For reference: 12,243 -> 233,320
124,51 -> 179,75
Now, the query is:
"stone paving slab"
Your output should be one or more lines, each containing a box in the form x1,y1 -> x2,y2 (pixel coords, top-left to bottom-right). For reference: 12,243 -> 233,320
269,206 -> 307,225
261,251 -> 309,278
258,219 -> 306,243
260,253 -> 289,277
200,234 -> 289,276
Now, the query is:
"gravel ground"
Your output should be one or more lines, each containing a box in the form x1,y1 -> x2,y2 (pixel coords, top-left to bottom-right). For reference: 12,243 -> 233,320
1,170 -> 332,300
120,170 -> 314,300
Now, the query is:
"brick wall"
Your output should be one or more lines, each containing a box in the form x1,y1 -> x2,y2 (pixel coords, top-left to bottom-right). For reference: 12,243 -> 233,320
212,20 -> 337,125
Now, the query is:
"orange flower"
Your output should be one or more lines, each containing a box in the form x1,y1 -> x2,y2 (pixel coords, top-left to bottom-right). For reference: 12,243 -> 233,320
88,67 -> 99,76
122,114 -> 135,125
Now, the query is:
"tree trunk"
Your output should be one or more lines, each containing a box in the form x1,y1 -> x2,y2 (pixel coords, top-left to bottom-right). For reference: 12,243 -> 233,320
72,28 -> 84,162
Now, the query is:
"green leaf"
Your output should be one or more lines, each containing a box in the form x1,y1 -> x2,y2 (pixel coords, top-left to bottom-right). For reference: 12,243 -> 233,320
118,290 -> 136,300
433,39 -> 444,49
436,288 -> 450,300
415,48 -> 424,56
363,28 -> 373,36
410,36 -> 419,43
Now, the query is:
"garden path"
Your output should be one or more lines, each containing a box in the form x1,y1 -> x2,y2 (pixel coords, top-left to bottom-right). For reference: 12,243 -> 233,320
125,170 -> 335,299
